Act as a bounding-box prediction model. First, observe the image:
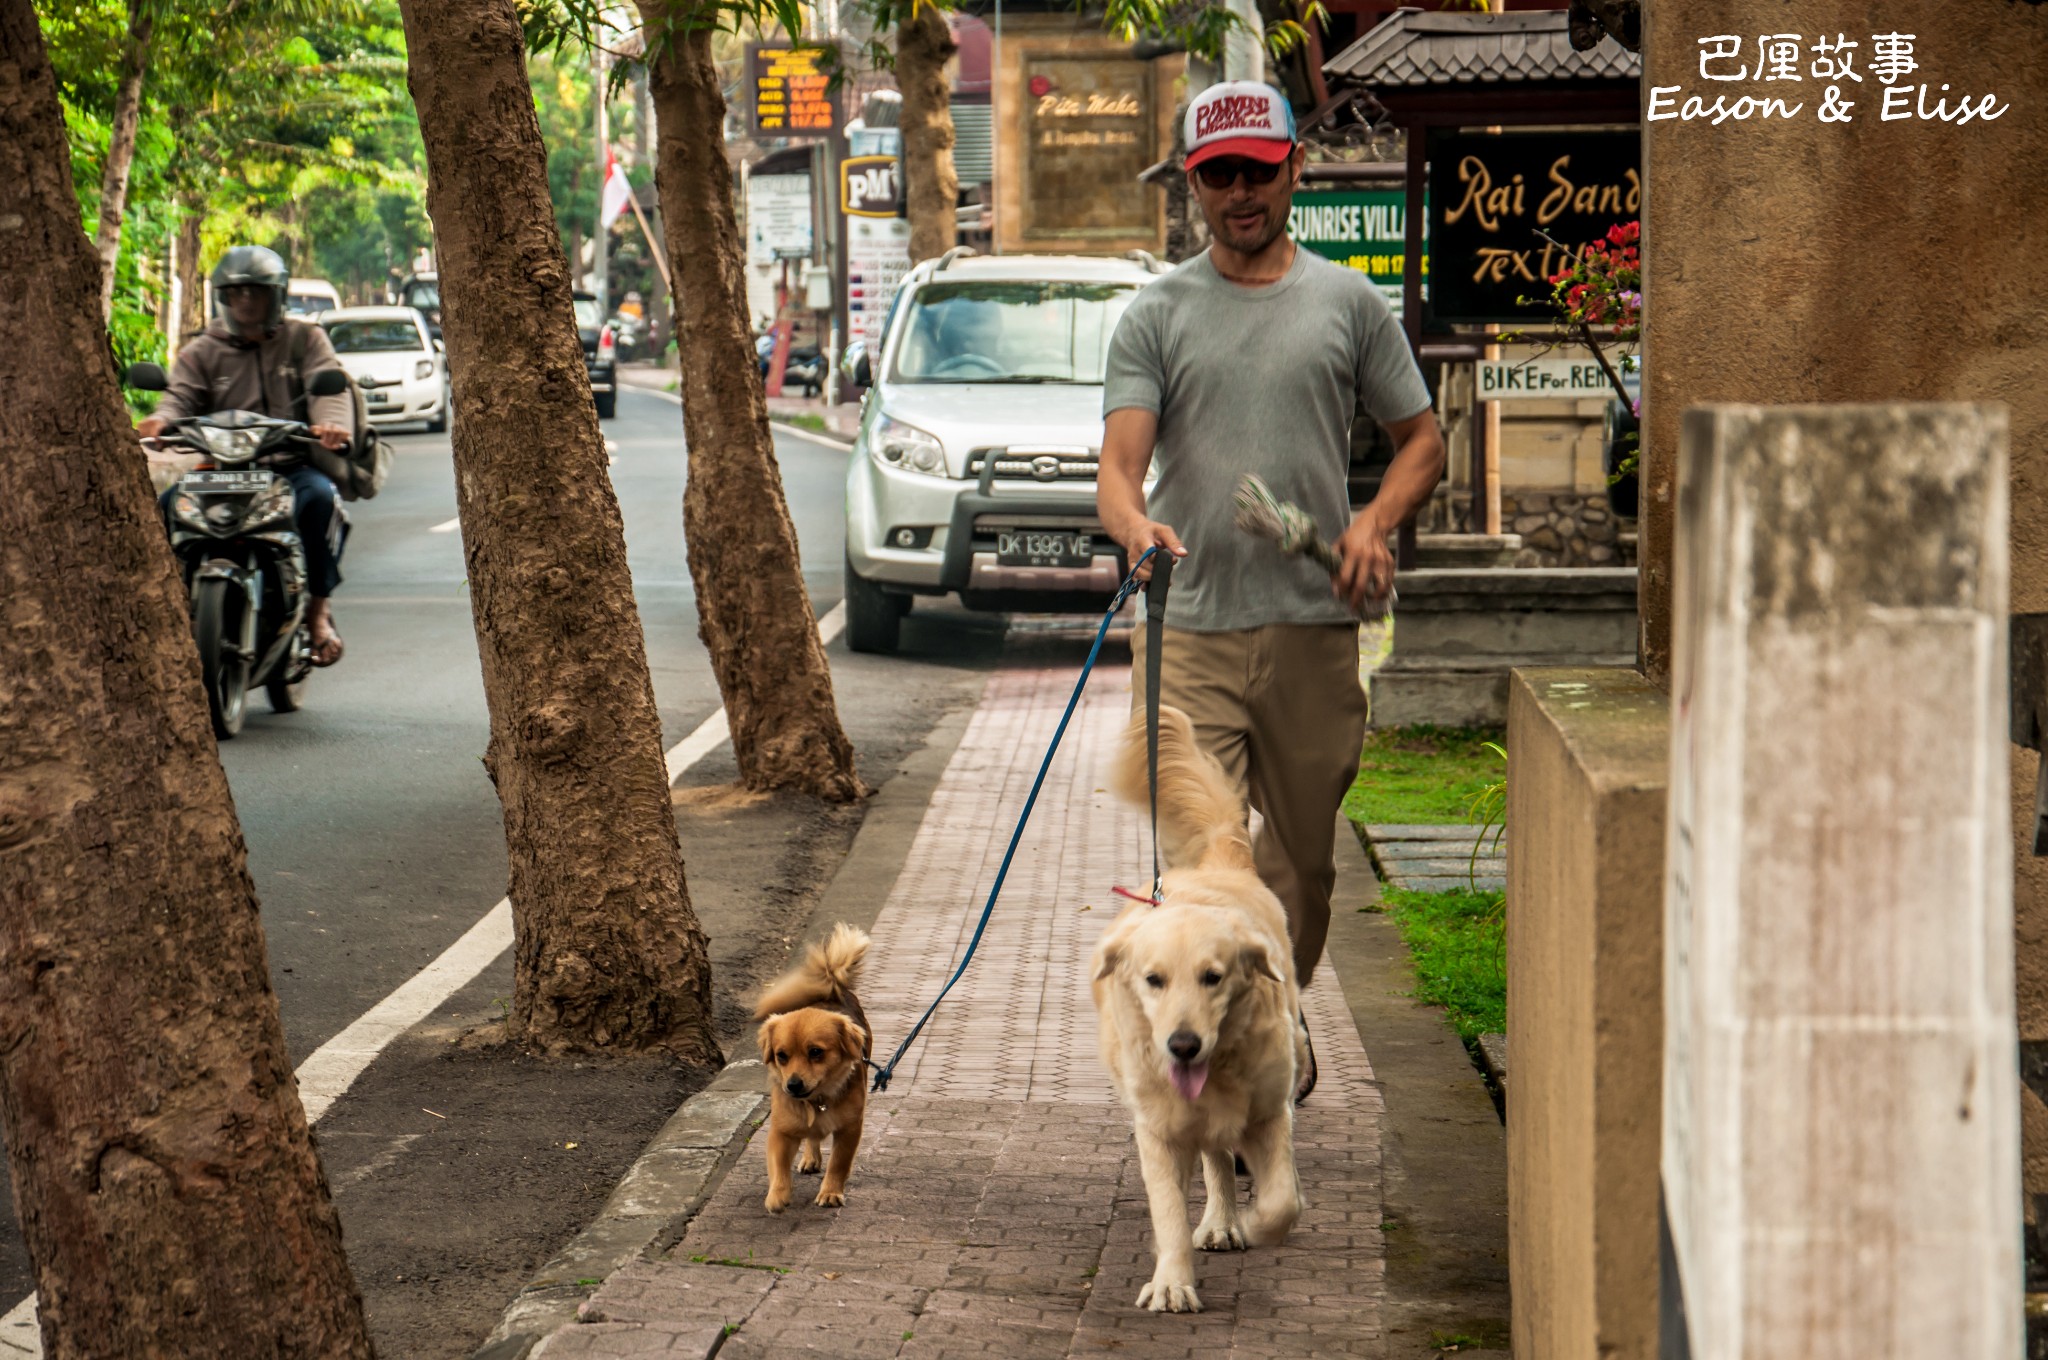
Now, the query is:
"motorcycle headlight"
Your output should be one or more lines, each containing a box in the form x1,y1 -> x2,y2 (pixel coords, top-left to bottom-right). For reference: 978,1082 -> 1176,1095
198,425 -> 262,461
415,360 -> 434,380
171,492 -> 208,529
869,415 -> 947,477
245,479 -> 294,527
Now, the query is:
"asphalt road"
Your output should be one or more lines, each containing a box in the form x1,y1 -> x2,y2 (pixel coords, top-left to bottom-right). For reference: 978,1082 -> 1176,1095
0,388 -> 907,1321
235,386 -> 858,1070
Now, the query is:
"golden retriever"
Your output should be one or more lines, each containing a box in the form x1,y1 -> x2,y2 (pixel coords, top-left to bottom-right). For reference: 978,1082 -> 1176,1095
754,924 -> 872,1212
1090,705 -> 1305,1312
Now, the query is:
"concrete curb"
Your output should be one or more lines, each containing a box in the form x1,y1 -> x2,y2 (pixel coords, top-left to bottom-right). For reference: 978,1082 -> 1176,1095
471,1064 -> 768,1360
470,704 -> 979,1360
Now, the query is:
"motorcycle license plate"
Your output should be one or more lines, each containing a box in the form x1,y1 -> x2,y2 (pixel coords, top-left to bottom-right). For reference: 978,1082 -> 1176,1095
186,471 -> 272,490
997,531 -> 1093,569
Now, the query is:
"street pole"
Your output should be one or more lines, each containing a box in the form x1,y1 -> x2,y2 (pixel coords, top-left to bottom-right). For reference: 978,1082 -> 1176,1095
1223,0 -> 1263,83
592,39 -> 609,311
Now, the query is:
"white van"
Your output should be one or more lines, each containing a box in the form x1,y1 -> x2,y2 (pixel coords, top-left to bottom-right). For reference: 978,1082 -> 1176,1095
285,279 -> 342,317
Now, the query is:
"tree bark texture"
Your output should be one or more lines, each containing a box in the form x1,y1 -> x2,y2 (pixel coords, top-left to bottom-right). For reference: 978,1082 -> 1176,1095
0,5 -> 373,1355
94,0 -> 151,320
897,3 -> 958,265
636,11 -> 867,803
396,0 -> 722,1062
175,201 -> 203,343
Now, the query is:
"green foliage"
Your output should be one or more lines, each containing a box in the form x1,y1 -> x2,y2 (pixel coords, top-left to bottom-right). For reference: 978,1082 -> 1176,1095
37,0 -> 430,366
1343,725 -> 1508,828
1377,886 -> 1505,1040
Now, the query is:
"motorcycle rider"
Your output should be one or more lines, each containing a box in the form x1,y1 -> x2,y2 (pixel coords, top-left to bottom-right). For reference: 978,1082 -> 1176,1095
137,245 -> 354,666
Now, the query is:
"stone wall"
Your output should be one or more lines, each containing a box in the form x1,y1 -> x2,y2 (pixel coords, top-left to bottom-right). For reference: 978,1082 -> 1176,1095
1420,489 -> 1636,568
1502,490 -> 1627,568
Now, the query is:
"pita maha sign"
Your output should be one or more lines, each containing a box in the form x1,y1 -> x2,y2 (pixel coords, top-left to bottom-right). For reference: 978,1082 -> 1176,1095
749,45 -> 837,137
1476,358 -> 1625,400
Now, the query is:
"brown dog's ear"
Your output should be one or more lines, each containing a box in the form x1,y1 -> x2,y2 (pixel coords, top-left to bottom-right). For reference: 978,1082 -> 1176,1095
757,1015 -> 783,1064
836,1014 -> 868,1055
1093,937 -> 1124,981
1239,937 -> 1284,984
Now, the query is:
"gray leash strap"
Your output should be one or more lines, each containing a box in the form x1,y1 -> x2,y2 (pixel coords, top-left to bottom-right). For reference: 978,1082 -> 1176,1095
1144,552 -> 1174,900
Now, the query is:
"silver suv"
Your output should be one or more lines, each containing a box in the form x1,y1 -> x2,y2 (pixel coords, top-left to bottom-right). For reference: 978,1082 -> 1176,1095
842,250 -> 1166,653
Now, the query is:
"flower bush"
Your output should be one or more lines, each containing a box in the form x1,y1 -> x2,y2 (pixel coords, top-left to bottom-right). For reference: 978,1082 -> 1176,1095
1548,220 -> 1640,343
1515,219 -> 1641,482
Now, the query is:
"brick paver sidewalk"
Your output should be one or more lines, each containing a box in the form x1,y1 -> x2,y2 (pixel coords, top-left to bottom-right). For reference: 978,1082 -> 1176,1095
533,653 -> 1387,1358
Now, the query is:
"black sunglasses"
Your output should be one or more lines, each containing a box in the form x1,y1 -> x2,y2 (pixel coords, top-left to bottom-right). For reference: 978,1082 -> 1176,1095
1192,157 -> 1288,190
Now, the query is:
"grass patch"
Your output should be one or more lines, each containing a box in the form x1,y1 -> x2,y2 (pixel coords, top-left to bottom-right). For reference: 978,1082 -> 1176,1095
1343,724 -> 1506,828
1379,886 -> 1505,1040
773,412 -> 831,435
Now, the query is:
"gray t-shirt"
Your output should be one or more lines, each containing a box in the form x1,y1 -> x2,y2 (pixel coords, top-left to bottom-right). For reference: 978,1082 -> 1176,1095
1103,247 -> 1431,632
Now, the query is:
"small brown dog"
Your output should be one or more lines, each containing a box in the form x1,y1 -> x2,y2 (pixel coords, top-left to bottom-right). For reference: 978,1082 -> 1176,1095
754,923 -> 872,1212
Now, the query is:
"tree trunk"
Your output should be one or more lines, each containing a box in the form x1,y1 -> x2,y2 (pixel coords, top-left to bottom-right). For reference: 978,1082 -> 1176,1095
0,6 -> 374,1355
94,0 -> 152,321
636,12 -> 866,803
897,3 -> 959,264
176,202 -> 203,341
396,0 -> 722,1062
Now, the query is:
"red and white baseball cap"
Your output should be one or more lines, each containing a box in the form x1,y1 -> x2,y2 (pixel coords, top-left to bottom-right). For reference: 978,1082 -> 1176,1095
1183,80 -> 1297,171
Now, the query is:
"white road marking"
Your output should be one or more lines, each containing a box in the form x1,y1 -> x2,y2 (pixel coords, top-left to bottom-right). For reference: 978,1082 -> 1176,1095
0,598 -> 849,1350
428,516 -> 462,534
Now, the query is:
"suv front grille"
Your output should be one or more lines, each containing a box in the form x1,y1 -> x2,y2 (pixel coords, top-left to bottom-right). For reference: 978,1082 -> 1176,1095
966,447 -> 1099,482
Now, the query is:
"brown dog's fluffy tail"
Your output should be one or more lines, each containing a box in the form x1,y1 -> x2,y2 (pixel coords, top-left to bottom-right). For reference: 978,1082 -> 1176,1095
753,923 -> 870,1020
1113,706 -> 1254,873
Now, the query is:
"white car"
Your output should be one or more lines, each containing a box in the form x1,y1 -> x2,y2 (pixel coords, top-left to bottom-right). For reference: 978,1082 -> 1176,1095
319,305 -> 450,433
841,250 -> 1167,653
286,279 -> 341,317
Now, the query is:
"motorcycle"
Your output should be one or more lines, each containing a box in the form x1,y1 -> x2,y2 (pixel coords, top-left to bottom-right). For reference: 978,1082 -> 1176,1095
127,361 -> 350,739
754,334 -> 826,397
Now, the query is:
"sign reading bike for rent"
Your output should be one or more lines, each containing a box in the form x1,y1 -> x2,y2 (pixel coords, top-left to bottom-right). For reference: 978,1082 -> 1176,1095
1475,358 -> 1627,400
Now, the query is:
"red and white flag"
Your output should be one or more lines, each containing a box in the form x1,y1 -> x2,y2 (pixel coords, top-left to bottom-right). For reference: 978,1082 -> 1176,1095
599,148 -> 633,230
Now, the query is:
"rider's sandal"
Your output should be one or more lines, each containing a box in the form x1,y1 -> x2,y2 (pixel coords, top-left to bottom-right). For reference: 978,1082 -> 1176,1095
311,630 -> 345,668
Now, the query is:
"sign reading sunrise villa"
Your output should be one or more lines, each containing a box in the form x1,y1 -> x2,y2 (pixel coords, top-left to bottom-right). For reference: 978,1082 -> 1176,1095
1287,188 -> 1424,320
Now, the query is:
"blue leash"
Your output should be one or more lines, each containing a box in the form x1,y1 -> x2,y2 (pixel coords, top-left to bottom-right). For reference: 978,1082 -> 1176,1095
868,547 -> 1163,1093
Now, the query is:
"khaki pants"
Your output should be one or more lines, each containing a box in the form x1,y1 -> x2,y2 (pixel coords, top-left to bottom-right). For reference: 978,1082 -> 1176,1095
1130,621 -> 1368,987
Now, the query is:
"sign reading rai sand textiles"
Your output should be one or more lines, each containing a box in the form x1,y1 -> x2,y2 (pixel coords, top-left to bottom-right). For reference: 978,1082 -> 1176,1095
748,45 -> 837,137
1287,187 -> 1424,321
1426,129 -> 1639,326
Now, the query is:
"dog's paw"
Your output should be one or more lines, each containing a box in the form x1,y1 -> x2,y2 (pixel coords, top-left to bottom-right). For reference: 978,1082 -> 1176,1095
1136,1277 -> 1203,1313
1194,1221 -> 1248,1252
763,1188 -> 791,1214
797,1154 -> 823,1175
814,1187 -> 845,1208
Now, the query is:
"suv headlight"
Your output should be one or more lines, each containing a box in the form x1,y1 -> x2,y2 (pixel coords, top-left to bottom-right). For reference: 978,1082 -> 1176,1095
197,425 -> 262,461
869,414 -> 947,477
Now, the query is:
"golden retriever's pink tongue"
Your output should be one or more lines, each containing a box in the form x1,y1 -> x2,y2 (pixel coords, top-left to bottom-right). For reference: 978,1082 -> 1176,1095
1170,1060 -> 1209,1101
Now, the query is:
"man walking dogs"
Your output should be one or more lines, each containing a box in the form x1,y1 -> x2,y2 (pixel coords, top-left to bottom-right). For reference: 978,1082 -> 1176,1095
1098,81 -> 1445,1101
